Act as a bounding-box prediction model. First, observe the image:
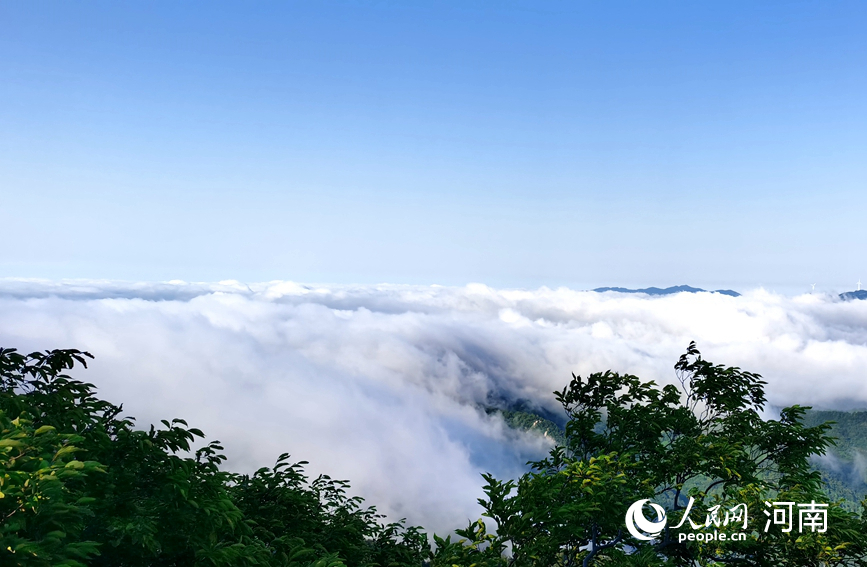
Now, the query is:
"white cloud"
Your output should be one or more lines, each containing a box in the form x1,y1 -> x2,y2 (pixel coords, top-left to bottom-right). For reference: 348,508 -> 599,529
1,279 -> 866,533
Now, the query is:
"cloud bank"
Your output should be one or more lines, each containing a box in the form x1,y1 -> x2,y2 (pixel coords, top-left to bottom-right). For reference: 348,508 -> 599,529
1,279 -> 866,533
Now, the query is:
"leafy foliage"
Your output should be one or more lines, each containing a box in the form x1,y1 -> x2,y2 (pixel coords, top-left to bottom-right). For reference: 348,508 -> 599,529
0,347 -> 428,567
231,453 -> 428,567
437,342 -> 867,566
0,411 -> 103,566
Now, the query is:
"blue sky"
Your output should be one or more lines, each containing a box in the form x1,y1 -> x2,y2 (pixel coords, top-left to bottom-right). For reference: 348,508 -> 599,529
1,1 -> 865,292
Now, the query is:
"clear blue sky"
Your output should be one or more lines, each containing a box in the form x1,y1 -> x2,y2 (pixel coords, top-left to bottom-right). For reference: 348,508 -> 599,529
1,1 -> 865,292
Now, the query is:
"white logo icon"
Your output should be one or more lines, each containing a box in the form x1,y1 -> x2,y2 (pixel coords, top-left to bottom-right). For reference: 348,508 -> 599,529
625,499 -> 667,540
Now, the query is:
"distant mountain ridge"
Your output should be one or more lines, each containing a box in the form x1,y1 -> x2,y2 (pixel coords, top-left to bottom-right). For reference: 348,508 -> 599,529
593,285 -> 741,297
840,290 -> 867,301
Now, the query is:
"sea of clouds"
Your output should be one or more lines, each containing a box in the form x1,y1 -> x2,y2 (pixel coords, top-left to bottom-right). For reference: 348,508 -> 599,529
1,279 -> 866,534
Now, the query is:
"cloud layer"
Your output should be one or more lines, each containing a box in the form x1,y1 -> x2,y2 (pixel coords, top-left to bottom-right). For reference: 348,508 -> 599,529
1,279 -> 866,533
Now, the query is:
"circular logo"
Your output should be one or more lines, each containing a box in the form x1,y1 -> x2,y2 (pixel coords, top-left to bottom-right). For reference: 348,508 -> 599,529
625,499 -> 667,541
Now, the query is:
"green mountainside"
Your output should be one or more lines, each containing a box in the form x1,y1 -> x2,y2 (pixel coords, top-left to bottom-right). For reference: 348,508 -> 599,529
802,410 -> 867,508
802,410 -> 867,459
500,410 -> 566,445
501,407 -> 867,508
